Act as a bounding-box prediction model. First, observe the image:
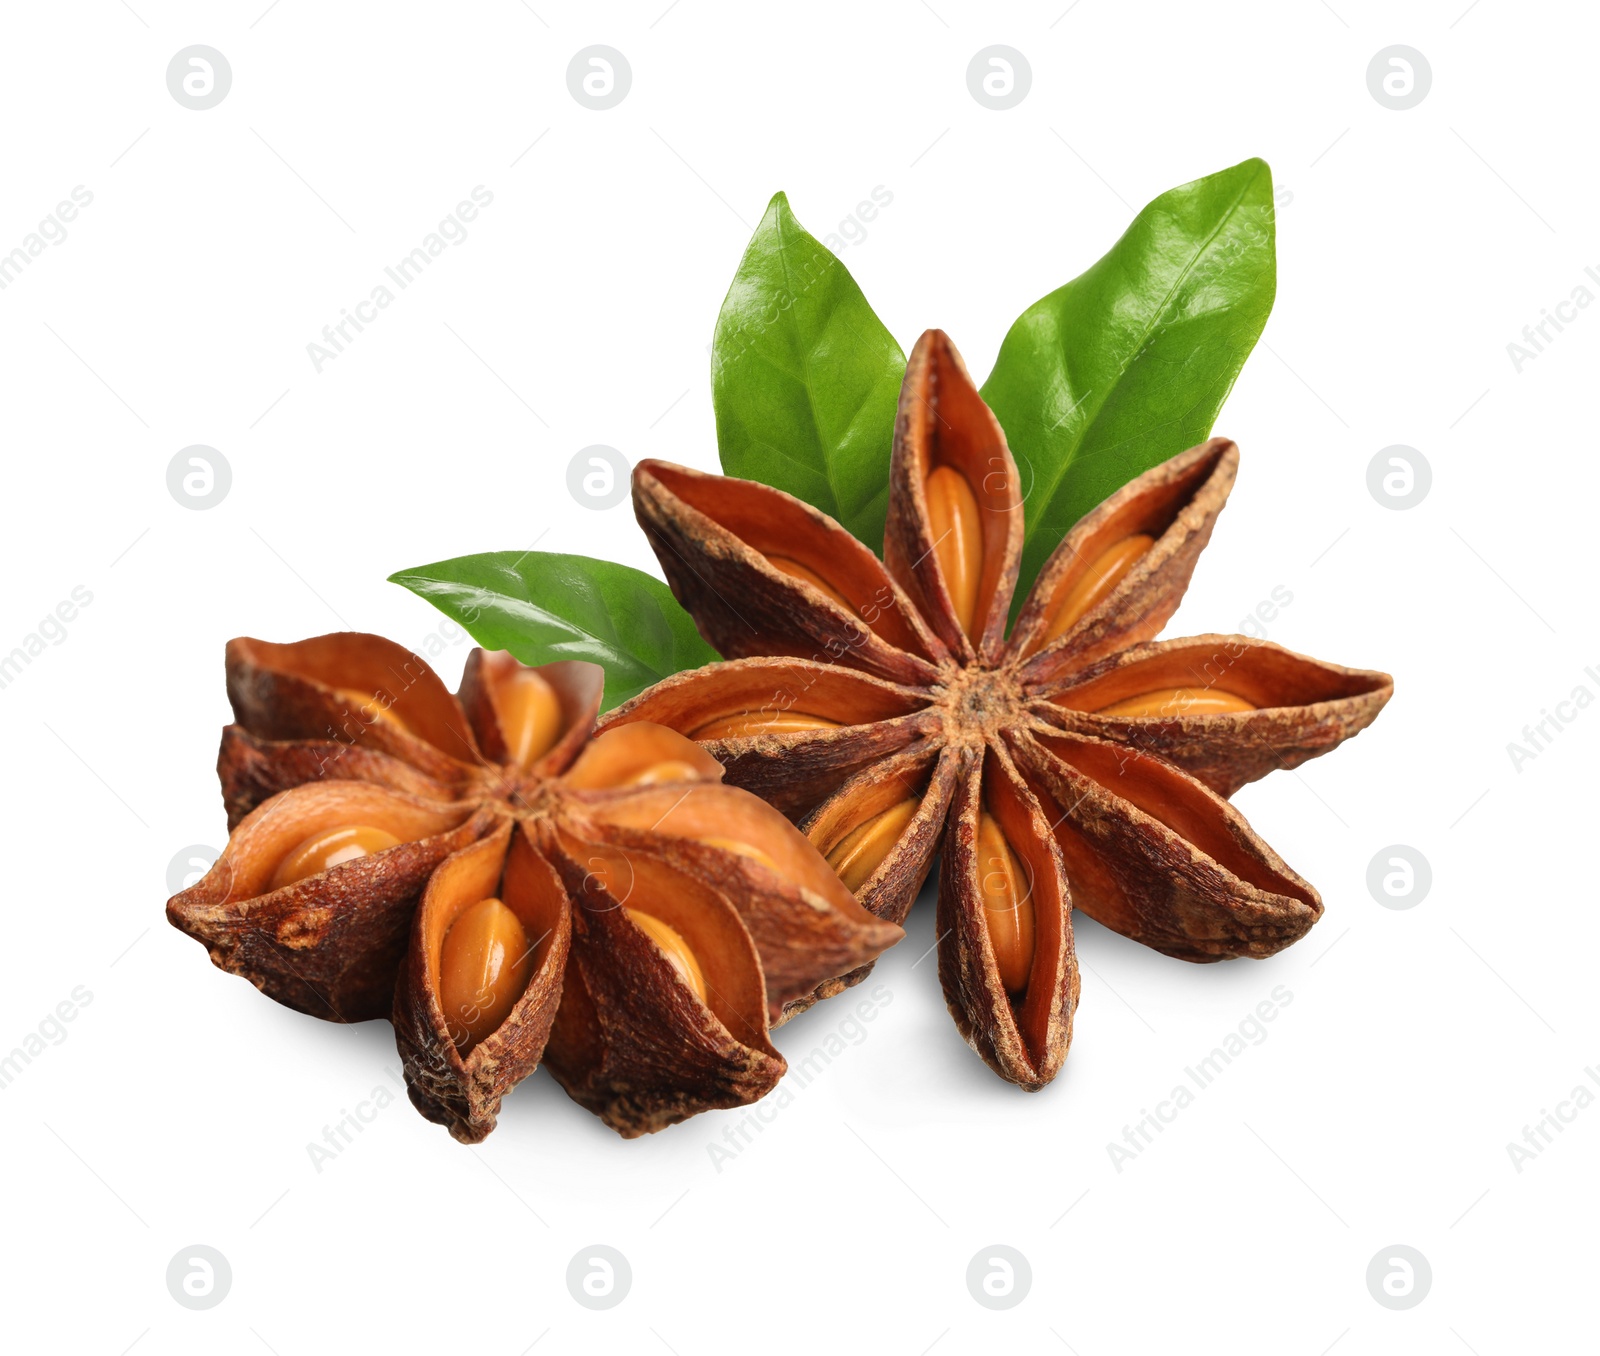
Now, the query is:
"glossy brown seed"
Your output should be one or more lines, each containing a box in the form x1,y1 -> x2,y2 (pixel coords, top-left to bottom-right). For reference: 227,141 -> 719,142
825,798 -> 919,892
617,759 -> 705,787
689,711 -> 841,739
926,465 -> 983,639
493,669 -> 564,767
626,908 -> 707,1002
270,824 -> 401,890
1097,688 -> 1256,718
333,687 -> 410,734
977,812 -> 1033,995
1044,535 -> 1155,643
768,555 -> 853,611
699,836 -> 780,873
439,896 -> 533,1049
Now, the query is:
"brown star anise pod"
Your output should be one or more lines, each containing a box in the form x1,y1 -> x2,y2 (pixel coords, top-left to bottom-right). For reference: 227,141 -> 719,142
606,329 -> 1393,1090
166,632 -> 900,1140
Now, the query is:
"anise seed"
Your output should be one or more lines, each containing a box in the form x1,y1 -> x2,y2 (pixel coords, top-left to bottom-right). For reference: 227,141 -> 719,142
617,758 -> 705,787
493,669 -> 564,767
977,812 -> 1034,995
1043,534 -> 1155,644
690,711 -> 840,739
626,908 -> 707,1001
699,835 -> 780,873
825,798 -> 919,892
1097,688 -> 1256,718
925,465 -> 983,640
334,687 -> 410,734
767,554 -> 853,611
439,896 -> 534,1049
270,824 -> 401,890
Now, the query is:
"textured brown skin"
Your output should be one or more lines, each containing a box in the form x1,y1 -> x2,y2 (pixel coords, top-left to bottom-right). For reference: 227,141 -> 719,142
609,658 -> 936,818
540,839 -> 784,1137
1034,637 -> 1392,797
168,632 -> 901,1140
217,726 -> 465,829
168,792 -> 488,1020
393,827 -> 573,1143
1014,730 -> 1321,960
635,462 -> 941,685
884,332 -> 1023,665
612,328 -> 1394,1090
225,634 -> 480,781
937,746 -> 1076,1089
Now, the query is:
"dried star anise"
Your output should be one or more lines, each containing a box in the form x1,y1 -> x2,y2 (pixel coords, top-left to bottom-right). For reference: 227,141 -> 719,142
167,632 -> 900,1140
606,329 -> 1393,1090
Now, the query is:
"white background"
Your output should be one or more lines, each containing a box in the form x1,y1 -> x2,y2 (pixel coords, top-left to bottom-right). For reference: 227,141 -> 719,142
1,1 -> 1594,1352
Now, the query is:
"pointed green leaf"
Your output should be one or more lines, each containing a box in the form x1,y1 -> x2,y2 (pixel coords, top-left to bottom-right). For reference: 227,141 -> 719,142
713,191 -> 905,552
981,158 -> 1278,612
389,552 -> 717,712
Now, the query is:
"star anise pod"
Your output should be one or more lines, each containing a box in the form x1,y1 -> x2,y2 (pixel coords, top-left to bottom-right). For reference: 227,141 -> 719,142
607,329 -> 1393,1090
166,632 -> 900,1140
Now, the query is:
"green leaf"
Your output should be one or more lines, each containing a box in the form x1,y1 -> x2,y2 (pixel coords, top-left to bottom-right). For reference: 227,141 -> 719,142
713,191 -> 905,552
981,157 -> 1278,612
389,552 -> 717,712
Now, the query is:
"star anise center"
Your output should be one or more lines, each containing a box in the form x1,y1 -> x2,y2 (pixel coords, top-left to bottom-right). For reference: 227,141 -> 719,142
929,660 -> 1033,746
